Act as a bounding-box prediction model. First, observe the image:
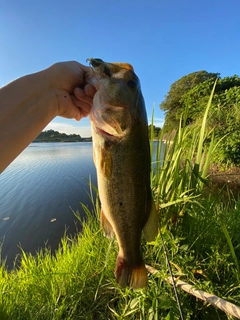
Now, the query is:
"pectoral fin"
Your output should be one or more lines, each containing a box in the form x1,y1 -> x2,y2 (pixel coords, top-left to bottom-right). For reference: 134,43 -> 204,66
100,209 -> 115,239
143,196 -> 158,242
100,147 -> 112,178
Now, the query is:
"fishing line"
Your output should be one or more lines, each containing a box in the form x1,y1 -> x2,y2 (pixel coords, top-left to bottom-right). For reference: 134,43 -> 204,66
160,230 -> 185,320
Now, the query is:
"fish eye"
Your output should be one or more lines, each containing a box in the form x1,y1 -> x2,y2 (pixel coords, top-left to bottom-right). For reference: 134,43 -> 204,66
103,66 -> 112,77
127,80 -> 137,88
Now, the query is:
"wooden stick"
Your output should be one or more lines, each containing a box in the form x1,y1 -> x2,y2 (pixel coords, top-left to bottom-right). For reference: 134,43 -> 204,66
146,265 -> 240,319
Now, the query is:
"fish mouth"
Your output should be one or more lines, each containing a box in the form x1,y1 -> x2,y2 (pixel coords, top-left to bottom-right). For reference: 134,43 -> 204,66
87,58 -> 112,78
96,127 -> 114,137
90,100 -> 129,139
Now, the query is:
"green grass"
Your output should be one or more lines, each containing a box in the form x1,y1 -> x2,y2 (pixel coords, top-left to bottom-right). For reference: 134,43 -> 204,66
0,209 -> 116,319
1,197 -> 239,319
1,88 -> 240,319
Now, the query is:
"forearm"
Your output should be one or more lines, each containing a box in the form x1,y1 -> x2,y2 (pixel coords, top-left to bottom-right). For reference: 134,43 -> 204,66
0,69 -> 58,173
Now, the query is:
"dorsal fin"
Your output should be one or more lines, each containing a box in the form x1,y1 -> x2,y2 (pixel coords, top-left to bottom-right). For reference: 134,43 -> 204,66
111,62 -> 134,71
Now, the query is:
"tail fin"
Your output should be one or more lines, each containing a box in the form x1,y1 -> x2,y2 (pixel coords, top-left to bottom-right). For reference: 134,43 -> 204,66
114,256 -> 148,289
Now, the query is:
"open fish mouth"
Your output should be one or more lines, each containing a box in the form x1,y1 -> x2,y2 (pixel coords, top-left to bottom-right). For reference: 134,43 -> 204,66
87,58 -> 112,78
96,127 -> 114,137
92,112 -> 127,138
91,103 -> 131,139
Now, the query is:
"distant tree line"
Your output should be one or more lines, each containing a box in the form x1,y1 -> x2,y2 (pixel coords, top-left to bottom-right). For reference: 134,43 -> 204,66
160,71 -> 240,165
148,125 -> 161,139
34,130 -> 92,142
34,128 -> 162,143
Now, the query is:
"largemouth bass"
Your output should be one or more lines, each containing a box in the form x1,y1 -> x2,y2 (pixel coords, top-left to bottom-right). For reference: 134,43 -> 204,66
86,58 -> 158,289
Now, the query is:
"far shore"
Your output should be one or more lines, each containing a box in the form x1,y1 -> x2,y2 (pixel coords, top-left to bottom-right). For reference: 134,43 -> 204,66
33,138 -> 92,143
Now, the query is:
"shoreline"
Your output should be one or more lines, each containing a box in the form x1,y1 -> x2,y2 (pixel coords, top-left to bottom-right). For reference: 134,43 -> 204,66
32,138 -> 92,143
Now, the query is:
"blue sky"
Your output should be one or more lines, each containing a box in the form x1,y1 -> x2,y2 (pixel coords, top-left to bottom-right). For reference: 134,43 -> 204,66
1,0 -> 240,137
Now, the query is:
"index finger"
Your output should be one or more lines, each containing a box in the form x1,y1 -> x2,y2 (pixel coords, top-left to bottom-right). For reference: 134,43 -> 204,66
78,63 -> 91,72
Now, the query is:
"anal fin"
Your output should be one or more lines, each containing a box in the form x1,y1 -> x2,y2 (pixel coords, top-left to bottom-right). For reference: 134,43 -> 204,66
100,209 -> 115,239
143,196 -> 158,242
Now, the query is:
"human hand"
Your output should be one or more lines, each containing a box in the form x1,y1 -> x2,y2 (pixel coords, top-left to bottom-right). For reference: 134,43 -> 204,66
46,61 -> 96,121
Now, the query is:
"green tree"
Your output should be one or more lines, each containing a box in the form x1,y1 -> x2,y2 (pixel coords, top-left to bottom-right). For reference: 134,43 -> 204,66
181,75 -> 240,165
160,71 -> 220,131
180,74 -> 240,121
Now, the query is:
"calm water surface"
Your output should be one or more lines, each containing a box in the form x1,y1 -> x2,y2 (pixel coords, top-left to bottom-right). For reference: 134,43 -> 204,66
0,142 -> 97,268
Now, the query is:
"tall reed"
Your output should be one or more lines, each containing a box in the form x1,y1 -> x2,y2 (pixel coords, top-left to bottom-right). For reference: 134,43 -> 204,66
150,82 -> 217,228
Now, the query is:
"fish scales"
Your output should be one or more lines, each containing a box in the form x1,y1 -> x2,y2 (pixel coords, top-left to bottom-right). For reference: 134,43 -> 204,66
86,58 -> 158,289
99,127 -> 150,254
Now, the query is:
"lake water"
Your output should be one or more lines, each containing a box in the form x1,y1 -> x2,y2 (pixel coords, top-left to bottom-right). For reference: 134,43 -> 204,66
0,142 -> 97,268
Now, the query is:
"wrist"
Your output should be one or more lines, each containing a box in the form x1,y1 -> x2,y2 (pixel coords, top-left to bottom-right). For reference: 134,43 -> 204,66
43,62 -> 71,90
34,68 -> 59,118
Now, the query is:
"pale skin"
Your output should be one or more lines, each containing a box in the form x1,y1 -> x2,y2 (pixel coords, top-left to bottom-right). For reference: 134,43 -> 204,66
0,61 -> 96,174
